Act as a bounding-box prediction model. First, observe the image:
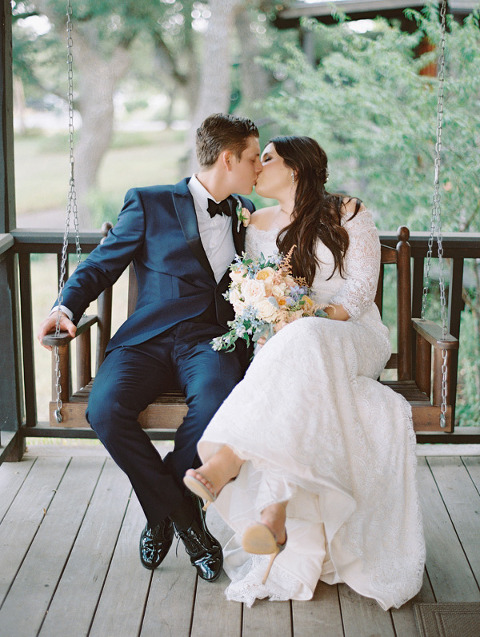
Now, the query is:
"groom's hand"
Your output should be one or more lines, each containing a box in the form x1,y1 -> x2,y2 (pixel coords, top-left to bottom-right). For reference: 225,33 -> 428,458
38,312 -> 77,351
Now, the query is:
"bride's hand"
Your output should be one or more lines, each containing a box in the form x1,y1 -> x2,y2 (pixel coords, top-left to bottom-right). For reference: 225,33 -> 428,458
256,336 -> 267,348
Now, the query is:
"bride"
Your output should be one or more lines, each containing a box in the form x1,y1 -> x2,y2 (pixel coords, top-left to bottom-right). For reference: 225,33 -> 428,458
184,136 -> 425,609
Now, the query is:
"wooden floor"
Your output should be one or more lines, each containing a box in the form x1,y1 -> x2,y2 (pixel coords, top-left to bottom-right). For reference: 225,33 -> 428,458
0,444 -> 479,637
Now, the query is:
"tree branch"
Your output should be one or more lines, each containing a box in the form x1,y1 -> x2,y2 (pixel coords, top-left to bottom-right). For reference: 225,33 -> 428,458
459,202 -> 480,232
152,32 -> 188,86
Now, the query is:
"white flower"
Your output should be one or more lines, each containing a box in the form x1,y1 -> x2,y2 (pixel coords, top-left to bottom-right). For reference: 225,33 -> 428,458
272,283 -> 287,297
257,298 -> 280,323
241,278 -> 266,305
230,270 -> 245,284
229,287 -> 246,315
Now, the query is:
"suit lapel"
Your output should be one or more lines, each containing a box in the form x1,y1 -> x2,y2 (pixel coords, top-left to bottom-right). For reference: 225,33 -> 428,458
173,178 -> 215,279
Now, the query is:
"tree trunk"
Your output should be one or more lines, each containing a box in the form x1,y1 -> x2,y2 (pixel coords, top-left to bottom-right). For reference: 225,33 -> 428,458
74,37 -> 130,228
187,0 -> 244,173
13,76 -> 26,134
34,1 -> 131,229
236,8 -> 270,121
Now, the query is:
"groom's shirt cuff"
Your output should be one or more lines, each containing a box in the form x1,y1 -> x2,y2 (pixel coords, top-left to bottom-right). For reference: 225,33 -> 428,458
49,305 -> 73,321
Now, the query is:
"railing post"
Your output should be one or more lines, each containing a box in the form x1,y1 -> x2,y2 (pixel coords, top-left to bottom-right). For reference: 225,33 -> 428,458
447,258 -> 464,425
0,0 -> 24,461
396,227 -> 412,380
411,256 -> 424,377
18,252 -> 37,426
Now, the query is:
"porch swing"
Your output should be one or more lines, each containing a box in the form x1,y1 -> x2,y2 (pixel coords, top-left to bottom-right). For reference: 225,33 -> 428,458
42,0 -> 459,435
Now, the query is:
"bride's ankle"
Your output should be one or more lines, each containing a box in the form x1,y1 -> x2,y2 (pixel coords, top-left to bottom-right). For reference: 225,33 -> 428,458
206,447 -> 243,486
260,502 -> 287,545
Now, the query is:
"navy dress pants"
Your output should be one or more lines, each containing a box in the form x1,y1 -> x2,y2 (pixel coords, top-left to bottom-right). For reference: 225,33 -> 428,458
87,321 -> 247,527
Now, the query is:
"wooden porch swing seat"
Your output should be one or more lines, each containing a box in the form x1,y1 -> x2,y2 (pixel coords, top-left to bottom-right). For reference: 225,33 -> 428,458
42,224 -> 459,435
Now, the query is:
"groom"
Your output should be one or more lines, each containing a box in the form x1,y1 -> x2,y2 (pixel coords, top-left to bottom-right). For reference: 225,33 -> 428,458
38,113 -> 261,581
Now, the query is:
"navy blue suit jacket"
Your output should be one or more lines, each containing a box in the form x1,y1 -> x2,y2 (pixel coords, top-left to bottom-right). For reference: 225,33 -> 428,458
60,178 -> 255,353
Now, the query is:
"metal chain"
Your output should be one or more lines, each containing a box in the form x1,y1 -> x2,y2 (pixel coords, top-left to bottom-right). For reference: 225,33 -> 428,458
420,0 -> 449,427
54,0 -> 82,423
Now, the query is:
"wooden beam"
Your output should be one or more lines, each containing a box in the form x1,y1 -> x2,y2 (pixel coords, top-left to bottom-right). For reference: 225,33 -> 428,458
412,319 -> 459,350
49,401 -> 188,429
0,1 -> 24,461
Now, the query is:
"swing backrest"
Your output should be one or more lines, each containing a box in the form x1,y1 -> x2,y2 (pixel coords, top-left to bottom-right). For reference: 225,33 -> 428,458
120,226 -> 413,381
377,226 -> 412,380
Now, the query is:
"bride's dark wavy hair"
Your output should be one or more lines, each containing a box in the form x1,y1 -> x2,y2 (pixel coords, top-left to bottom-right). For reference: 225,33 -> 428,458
271,136 -> 361,286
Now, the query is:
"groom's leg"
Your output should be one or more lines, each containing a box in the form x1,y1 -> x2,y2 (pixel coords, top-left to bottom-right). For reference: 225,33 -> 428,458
164,322 -> 247,480
86,339 -> 185,527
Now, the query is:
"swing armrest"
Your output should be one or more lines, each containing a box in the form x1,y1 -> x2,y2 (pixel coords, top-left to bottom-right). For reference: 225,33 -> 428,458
412,318 -> 458,350
42,314 -> 99,348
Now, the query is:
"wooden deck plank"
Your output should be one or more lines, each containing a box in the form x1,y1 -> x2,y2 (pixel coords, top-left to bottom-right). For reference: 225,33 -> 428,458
213,507 -> 293,637
427,456 -> 480,588
417,457 -> 480,602
38,459 -> 132,637
0,457 -> 69,607
292,581 -> 344,636
0,457 -> 35,522
243,598 -> 292,637
88,494 -> 151,637
140,529 -> 196,637
191,571 -> 242,637
0,457 -> 104,636
463,456 -> 480,493
1,450 -> 480,636
191,508 -> 242,637
390,570 -> 435,637
338,584 -> 395,637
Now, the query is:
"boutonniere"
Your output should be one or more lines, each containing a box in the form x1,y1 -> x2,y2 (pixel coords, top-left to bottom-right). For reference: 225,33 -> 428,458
235,197 -> 251,232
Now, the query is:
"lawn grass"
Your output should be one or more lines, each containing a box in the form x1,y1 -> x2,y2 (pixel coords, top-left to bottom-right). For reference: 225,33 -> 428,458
14,129 -> 188,216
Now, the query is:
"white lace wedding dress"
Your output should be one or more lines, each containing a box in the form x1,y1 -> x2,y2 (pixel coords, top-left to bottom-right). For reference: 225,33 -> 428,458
198,208 -> 425,609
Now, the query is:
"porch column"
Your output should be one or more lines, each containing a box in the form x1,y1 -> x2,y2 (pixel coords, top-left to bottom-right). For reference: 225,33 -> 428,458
0,0 -> 24,462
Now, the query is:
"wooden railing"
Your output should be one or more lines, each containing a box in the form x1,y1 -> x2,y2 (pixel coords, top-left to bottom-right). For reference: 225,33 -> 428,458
6,228 -> 480,446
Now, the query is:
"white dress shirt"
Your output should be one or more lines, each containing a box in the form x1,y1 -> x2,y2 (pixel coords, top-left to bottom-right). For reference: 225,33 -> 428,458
51,176 -> 235,320
187,174 -> 235,283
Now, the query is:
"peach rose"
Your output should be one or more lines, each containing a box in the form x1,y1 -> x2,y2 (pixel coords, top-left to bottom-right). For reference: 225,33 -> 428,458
236,206 -> 251,229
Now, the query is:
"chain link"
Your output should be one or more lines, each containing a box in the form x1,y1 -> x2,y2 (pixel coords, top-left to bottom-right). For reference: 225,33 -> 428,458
420,0 -> 448,428
54,0 -> 81,423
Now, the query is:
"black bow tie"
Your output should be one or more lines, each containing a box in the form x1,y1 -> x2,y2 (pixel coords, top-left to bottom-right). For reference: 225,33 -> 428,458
207,197 -> 232,218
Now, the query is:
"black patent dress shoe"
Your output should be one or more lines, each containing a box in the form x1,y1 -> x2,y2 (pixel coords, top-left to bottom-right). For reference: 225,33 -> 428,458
139,518 -> 174,570
173,496 -> 223,582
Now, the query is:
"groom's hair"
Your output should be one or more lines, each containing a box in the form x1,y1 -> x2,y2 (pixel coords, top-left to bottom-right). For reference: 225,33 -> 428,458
196,113 -> 259,168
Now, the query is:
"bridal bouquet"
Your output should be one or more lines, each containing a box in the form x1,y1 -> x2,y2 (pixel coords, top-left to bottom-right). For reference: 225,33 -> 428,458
211,248 -> 327,352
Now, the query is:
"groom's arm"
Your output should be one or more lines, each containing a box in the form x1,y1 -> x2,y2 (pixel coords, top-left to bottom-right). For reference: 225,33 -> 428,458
56,188 -> 146,323
38,189 -> 147,349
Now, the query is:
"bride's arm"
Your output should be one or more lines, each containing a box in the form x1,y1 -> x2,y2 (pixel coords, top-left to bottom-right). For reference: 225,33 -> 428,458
327,207 -> 381,321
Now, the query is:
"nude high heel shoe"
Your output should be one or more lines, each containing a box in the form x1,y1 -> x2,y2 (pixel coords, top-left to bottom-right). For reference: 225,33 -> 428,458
183,471 -> 218,511
241,523 -> 287,585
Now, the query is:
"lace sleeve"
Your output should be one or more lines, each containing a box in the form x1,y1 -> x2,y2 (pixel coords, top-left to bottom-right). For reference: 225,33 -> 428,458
330,208 -> 380,320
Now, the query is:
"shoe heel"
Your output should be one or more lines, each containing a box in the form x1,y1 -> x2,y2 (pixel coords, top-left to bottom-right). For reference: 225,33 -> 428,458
262,546 -> 280,585
183,473 -> 217,510
241,522 -> 287,585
